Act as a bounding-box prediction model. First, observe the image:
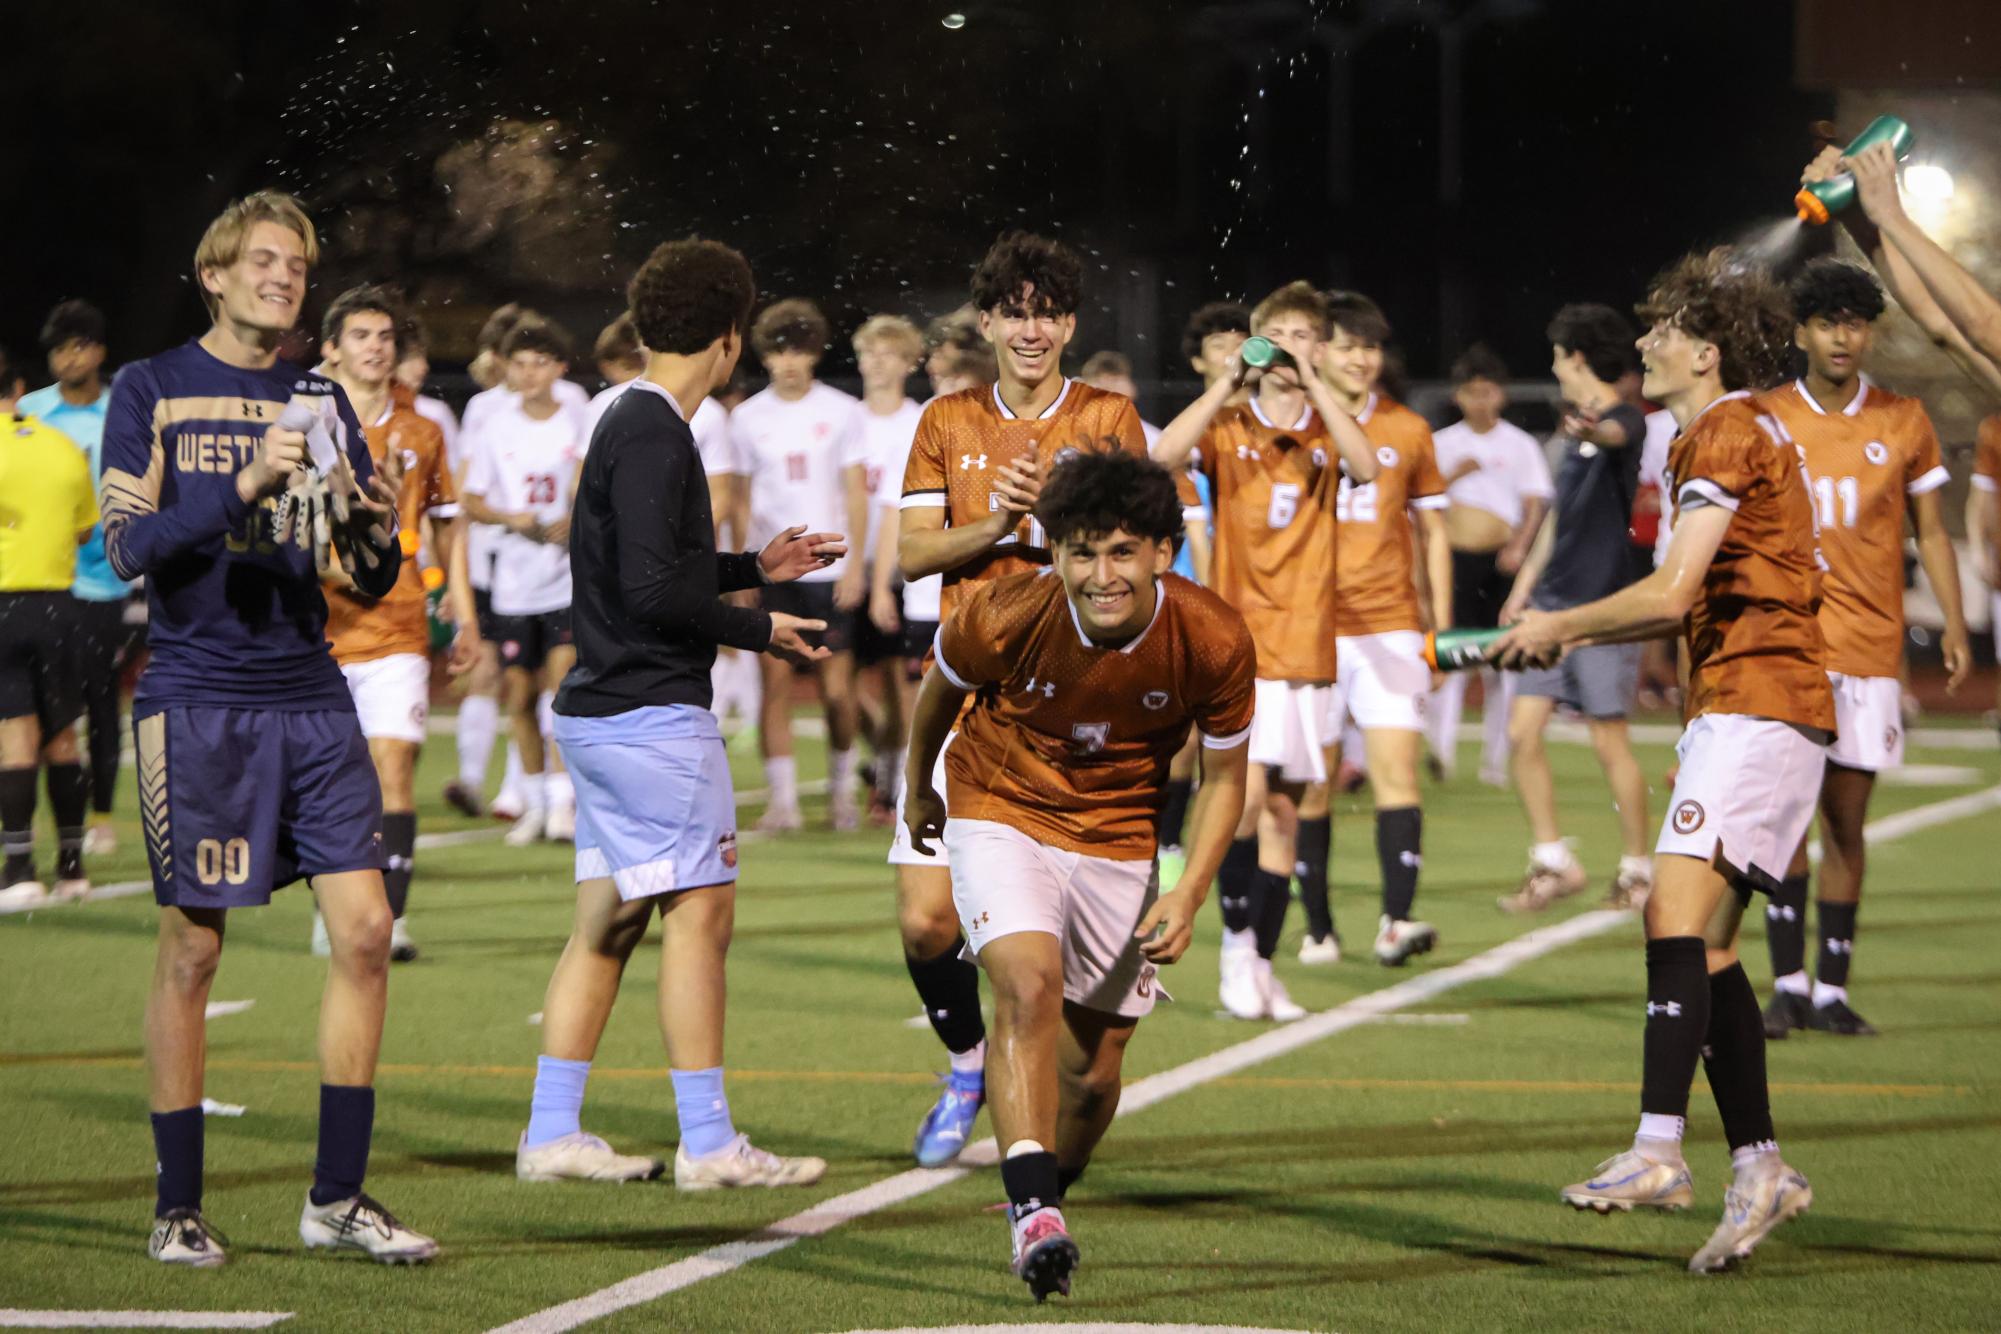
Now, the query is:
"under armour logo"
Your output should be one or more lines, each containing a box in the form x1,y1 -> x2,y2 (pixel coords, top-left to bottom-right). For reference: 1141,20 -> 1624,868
961,453 -> 988,470
1646,1001 -> 1683,1018
1022,676 -> 1056,699
1398,851 -> 1421,869
1767,904 -> 1798,922
1826,938 -> 1853,955
242,401 -> 266,418
1235,444 -> 1260,460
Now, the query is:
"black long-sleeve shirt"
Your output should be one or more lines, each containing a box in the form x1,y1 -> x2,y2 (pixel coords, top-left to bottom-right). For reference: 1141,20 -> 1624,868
555,379 -> 771,718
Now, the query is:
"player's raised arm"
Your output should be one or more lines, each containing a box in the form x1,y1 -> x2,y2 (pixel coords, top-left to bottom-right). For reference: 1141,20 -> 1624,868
896,405 -> 1029,580
1295,353 -> 1379,482
1152,362 -> 1243,472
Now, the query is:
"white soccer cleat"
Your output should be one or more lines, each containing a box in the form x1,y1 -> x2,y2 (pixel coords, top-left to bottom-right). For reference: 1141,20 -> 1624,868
299,1191 -> 439,1264
1560,1148 -> 1695,1213
1217,933 -> 1265,1020
1262,962 -> 1307,1022
674,1133 -> 826,1190
148,1208 -> 228,1267
83,825 -> 118,857
1498,856 -> 1589,914
544,803 -> 576,843
1297,933 -> 1342,966
1608,863 -> 1654,911
489,787 -> 525,823
829,794 -> 860,833
0,880 -> 50,912
310,911 -> 331,958
516,1130 -> 664,1183
1010,1205 -> 1080,1302
1373,915 -> 1438,967
504,808 -> 547,847
51,876 -> 91,902
1688,1157 -> 1812,1274
755,803 -> 803,834
388,917 -> 419,963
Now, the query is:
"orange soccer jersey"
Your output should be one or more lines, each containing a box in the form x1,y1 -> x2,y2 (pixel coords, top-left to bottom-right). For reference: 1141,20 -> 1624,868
1974,413 -> 2001,503
936,570 -> 1256,860
1195,398 -> 1338,682
1664,391 -> 1834,734
1333,394 -> 1449,637
899,380 -> 1148,625
1756,379 -> 1948,679
324,396 -> 455,666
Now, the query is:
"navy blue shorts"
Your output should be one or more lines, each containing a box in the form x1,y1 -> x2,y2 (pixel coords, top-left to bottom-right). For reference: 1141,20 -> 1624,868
135,706 -> 384,909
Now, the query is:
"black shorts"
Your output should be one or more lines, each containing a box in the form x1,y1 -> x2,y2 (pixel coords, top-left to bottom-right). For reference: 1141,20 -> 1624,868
1450,549 -> 1514,630
854,600 -> 904,667
495,607 -> 573,673
74,596 -> 143,696
0,592 -> 83,733
474,586 -> 503,642
761,581 -> 854,656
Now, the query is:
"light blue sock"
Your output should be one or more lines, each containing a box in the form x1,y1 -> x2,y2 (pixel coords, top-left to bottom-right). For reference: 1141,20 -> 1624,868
525,1056 -> 590,1147
670,1066 -> 736,1158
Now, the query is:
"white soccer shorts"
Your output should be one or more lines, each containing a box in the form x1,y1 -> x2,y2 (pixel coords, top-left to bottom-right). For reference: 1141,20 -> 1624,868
340,653 -> 431,744
1247,678 -> 1335,784
889,733 -> 953,868
1656,713 -> 1828,889
944,817 -> 1165,1018
1826,672 -> 1904,773
1334,630 -> 1429,732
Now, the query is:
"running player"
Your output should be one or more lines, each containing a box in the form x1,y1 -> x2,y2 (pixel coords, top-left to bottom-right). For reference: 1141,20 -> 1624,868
1756,259 -> 1969,1039
1495,248 -> 1821,1273
904,450 -> 1255,1301
312,284 -> 478,962
101,191 -> 433,1265
1313,291 -> 1449,966
894,231 -> 1149,1167
732,299 -> 864,831
1153,282 -> 1378,1013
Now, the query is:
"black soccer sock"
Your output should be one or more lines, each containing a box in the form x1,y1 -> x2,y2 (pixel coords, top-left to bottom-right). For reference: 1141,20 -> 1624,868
1375,806 -> 1422,922
1000,1148 -> 1060,1223
1216,836 -> 1258,934
1056,1161 -> 1086,1201
1640,936 -> 1710,1123
1251,868 -> 1292,960
381,811 -> 417,921
87,686 -> 121,814
1765,873 -> 1809,980
1700,962 -> 1776,1151
310,1084 -> 376,1207
151,1105 -> 204,1217
1156,777 -> 1193,851
0,766 -> 35,881
905,939 -> 987,1054
1815,900 -> 1859,990
1295,815 -> 1333,942
46,762 -> 88,880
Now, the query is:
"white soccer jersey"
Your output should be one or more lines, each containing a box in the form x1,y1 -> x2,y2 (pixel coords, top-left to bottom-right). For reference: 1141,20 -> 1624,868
413,394 -> 461,472
843,398 -> 924,562
1432,418 -> 1553,528
731,381 -> 860,583
691,397 -> 734,478
1640,408 -> 1678,567
463,403 -> 584,616
461,381 -> 589,591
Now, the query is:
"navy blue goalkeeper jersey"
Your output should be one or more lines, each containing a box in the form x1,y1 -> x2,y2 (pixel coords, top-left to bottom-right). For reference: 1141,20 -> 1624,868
100,339 -> 387,717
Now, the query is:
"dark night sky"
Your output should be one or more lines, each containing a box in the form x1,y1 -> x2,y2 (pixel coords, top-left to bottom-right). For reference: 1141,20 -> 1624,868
3,0 -> 1828,393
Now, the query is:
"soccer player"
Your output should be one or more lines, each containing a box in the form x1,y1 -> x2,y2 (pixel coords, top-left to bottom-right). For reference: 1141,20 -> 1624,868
1311,291 -> 1449,966
1756,259 -> 1970,1039
1495,305 -> 1654,914
732,299 -> 864,831
513,237 -> 835,1190
1153,282 -> 1378,1010
1424,345 -> 1550,786
312,284 -> 478,963
19,300 -> 136,859
461,320 -> 585,845
894,231 -> 1149,1167
904,450 -> 1255,1301
392,317 -> 459,470
1494,248 -> 1821,1273
0,364 -> 98,910
101,191 -> 433,1265
1971,414 -> 2001,734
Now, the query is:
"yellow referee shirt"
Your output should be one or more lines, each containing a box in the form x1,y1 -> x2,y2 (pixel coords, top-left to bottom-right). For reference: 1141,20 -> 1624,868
0,414 -> 99,592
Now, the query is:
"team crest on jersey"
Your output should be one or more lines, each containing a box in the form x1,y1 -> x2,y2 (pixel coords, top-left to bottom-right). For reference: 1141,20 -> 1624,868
1054,446 -> 1082,465
1143,690 -> 1169,710
718,832 -> 738,869
1672,800 -> 1705,834
1311,447 -> 1327,469
1376,446 -> 1398,468
1864,441 -> 1889,466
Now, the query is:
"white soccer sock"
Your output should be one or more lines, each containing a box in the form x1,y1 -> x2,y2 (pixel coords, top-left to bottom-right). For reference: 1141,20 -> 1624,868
1479,668 -> 1516,774
765,756 -> 798,811
1532,839 -> 1576,871
948,1039 -> 986,1076
544,769 -> 574,810
1004,1138 -> 1046,1159
1810,980 -> 1848,1008
520,771 -> 547,814
1427,672 -> 1466,773
829,748 -> 857,802
1634,1114 -> 1686,1153
1617,854 -> 1653,878
1731,1140 -> 1781,1175
1774,970 -> 1811,997
501,742 -> 525,799
537,691 -> 557,744
457,695 -> 499,789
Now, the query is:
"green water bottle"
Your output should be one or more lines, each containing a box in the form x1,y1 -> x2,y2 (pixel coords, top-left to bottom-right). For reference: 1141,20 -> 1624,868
1239,335 -> 1296,374
1424,627 -> 1506,673
1795,115 -> 1914,225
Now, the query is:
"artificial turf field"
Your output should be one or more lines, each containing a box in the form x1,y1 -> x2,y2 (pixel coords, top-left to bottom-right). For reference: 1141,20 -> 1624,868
3,710 -> 1998,1333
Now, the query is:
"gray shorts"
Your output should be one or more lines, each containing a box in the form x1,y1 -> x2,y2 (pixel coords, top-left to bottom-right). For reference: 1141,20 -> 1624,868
1517,642 -> 1641,719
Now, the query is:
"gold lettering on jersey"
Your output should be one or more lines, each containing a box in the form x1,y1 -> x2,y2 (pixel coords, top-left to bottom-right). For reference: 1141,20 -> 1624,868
175,432 -> 260,475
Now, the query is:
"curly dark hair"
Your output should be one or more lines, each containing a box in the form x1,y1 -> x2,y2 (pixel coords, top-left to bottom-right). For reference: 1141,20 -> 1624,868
1323,290 -> 1391,345
1790,257 -> 1886,325
322,283 -> 407,350
1635,248 -> 1794,393
1180,300 -> 1252,364
1545,303 -> 1635,383
970,230 -> 1084,317
1035,449 -> 1186,548
40,299 -> 106,350
1449,343 -> 1509,386
627,238 -> 756,357
500,317 -> 573,364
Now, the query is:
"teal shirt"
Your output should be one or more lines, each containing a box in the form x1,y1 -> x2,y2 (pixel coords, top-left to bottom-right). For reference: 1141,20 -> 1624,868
18,383 -> 128,601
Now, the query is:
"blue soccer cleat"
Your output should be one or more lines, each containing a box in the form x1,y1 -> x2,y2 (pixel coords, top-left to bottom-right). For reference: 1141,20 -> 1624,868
913,1068 -> 985,1167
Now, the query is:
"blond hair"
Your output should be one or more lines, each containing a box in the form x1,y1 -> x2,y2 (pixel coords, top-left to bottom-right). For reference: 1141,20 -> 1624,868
851,313 -> 924,364
194,192 -> 319,316
1250,280 -> 1330,341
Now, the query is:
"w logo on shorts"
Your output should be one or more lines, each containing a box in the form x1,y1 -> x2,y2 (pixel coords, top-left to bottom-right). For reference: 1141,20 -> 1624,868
718,832 -> 738,869
1672,800 -> 1705,835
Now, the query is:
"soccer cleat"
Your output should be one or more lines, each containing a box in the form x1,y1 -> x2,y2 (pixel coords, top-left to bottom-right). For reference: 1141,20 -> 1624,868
504,808 -> 547,847
674,1133 -> 826,1190
1561,1148 -> 1695,1213
755,803 -> 803,834
0,879 -> 49,913
299,1191 -> 438,1264
489,787 -> 525,823
1010,1206 -> 1079,1302
1497,858 -> 1588,914
1607,864 -> 1653,911
1217,937 -> 1266,1020
389,917 -> 419,964
829,794 -> 860,833
913,1068 -> 986,1167
1806,998 -> 1878,1037
148,1207 -> 228,1267
544,803 -> 576,843
1297,933 -> 1342,966
1262,962 -> 1307,1022
310,911 -> 332,958
515,1130 -> 664,1183
442,779 -> 484,818
1688,1158 -> 1812,1273
1762,989 -> 1811,1041
82,825 -> 118,857
1374,915 -> 1438,967
51,875 -> 91,902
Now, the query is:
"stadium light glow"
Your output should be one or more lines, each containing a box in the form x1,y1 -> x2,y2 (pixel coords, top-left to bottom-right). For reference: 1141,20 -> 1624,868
1904,162 -> 1955,205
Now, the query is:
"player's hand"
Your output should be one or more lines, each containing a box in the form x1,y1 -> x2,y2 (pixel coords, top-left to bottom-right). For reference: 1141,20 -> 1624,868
1491,609 -> 1564,670
1560,407 -> 1610,446
505,512 -> 541,539
238,422 -> 310,502
766,611 -> 831,667
869,585 -> 901,635
1843,141 -> 1906,225
1224,345 -> 1259,391
833,567 -> 865,612
1136,886 -> 1200,964
1942,624 -> 1972,694
541,516 -> 571,546
990,456 -> 1041,521
1499,591 -> 1529,625
905,781 -> 947,858
759,524 -> 847,584
1496,542 -> 1526,576
1801,143 -> 1843,186
448,623 -> 482,677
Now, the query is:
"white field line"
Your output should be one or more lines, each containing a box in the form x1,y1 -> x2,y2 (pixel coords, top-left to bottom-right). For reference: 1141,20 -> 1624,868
1809,782 -> 2001,865
0,1314 -> 291,1330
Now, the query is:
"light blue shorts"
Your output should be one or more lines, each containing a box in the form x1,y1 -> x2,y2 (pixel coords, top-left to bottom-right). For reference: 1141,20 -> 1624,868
553,704 -> 738,900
